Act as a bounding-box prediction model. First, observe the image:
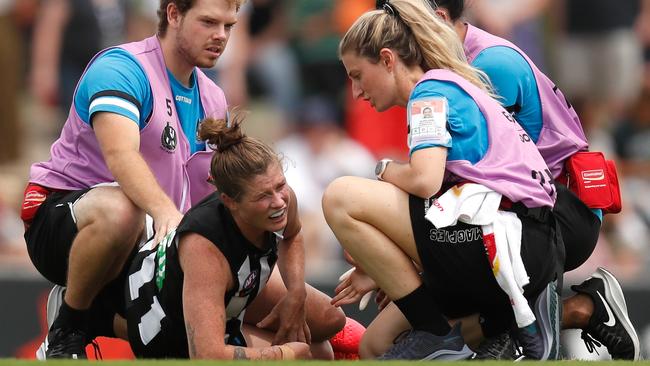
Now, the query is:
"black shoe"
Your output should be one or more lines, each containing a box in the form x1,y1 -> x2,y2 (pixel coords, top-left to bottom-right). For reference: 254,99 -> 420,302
473,332 -> 517,360
45,325 -> 88,359
571,267 -> 640,360
378,323 -> 474,360
513,280 -> 562,360
515,323 -> 546,360
36,285 -> 65,360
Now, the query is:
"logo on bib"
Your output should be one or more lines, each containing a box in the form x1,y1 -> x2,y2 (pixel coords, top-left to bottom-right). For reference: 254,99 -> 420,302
161,122 -> 177,152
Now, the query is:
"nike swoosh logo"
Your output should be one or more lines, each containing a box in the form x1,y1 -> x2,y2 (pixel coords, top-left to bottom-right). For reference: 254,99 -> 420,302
597,291 -> 616,327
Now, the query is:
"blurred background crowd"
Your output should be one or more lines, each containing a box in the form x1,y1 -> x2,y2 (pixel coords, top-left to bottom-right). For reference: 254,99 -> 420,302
1,0 -> 649,289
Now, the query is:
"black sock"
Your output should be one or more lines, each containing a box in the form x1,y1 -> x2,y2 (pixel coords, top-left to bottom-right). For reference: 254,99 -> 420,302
52,300 -> 89,333
393,284 -> 451,336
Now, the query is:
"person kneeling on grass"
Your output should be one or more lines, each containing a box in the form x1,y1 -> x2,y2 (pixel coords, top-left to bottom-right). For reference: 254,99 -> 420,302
125,111 -> 345,359
323,0 -> 566,360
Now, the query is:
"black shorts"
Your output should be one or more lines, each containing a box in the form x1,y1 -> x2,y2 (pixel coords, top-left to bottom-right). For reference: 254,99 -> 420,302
409,195 -> 561,336
24,188 -> 129,336
554,184 -> 601,272
24,189 -> 91,285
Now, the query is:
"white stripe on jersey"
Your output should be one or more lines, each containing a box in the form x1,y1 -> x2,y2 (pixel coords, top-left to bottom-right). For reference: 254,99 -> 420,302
128,251 -> 156,301
223,254 -> 273,320
90,96 -> 140,120
138,296 -> 165,345
225,257 -> 251,318
259,256 -> 272,291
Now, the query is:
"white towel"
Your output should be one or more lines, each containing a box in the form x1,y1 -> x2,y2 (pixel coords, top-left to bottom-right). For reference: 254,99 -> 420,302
425,184 -> 535,328
482,213 -> 535,327
425,184 -> 500,227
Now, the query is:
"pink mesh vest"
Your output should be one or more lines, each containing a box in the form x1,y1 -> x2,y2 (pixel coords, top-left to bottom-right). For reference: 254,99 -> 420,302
417,70 -> 556,208
464,24 -> 588,178
30,36 -> 227,212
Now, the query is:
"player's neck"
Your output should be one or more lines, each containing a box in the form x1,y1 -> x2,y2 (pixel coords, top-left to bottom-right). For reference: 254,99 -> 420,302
233,216 -> 267,250
455,21 -> 468,43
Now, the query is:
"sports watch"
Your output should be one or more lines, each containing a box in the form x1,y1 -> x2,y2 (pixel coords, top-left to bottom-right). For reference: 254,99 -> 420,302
375,159 -> 393,181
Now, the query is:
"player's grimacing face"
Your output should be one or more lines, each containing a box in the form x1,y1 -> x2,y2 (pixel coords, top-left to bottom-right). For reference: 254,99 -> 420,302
238,163 -> 290,233
176,0 -> 238,68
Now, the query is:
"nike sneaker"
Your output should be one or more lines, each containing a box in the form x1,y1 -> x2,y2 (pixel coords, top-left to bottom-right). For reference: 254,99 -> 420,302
514,280 -> 561,360
571,267 -> 640,360
377,323 -> 474,360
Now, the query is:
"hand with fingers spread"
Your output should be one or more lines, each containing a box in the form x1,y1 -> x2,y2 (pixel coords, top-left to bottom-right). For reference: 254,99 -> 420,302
257,293 -> 311,345
331,267 -> 379,309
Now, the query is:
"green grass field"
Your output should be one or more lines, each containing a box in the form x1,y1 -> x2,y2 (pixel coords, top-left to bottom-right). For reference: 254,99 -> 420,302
0,361 -> 648,366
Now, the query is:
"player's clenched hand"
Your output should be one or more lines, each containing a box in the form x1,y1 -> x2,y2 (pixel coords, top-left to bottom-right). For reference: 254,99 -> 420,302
331,267 -> 378,309
257,294 -> 311,345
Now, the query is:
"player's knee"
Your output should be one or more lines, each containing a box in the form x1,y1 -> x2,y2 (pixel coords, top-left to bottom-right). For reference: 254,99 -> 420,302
329,306 -> 347,334
322,176 -> 355,223
89,190 -> 144,243
105,196 -> 142,229
313,305 -> 346,342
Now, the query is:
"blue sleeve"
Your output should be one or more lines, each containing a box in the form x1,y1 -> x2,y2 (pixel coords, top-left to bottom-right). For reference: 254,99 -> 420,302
74,48 -> 152,129
473,46 -> 543,142
409,80 -> 488,164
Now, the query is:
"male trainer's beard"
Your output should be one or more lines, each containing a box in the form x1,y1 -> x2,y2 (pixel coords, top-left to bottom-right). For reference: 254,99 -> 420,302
176,33 -> 225,69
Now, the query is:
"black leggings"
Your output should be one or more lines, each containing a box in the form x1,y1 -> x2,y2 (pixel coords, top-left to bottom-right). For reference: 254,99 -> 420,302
409,195 -> 562,336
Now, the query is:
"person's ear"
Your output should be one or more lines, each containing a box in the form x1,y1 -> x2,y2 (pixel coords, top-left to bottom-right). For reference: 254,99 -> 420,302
167,3 -> 181,29
434,8 -> 450,23
379,48 -> 395,72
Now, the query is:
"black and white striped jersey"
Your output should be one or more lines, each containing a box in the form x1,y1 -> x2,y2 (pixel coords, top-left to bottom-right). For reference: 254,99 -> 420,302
125,193 -> 280,358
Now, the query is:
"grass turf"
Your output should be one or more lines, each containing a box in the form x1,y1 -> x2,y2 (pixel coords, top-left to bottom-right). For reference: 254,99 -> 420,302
0,361 -> 647,366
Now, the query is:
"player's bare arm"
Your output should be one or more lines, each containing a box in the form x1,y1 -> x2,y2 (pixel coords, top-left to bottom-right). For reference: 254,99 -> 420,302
93,111 -> 183,243
179,232 -> 310,359
256,187 -> 310,345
